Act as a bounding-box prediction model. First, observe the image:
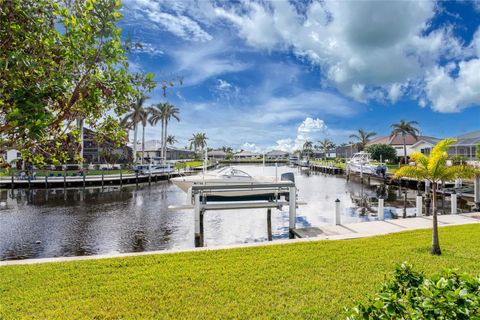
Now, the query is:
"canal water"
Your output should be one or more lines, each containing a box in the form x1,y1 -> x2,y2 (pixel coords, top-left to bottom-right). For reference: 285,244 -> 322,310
0,164 -> 469,260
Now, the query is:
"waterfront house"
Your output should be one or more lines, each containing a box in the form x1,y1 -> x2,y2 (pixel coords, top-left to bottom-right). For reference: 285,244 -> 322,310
233,151 -> 260,160
448,130 -> 480,160
208,150 -> 227,160
140,140 -> 196,162
265,150 -> 289,160
335,144 -> 358,159
82,128 -> 132,164
366,135 -> 440,157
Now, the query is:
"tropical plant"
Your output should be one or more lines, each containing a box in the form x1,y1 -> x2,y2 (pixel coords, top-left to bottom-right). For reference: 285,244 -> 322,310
318,138 -> 335,161
147,103 -> 180,163
121,96 -> 149,164
349,129 -> 376,151
162,103 -> 180,162
394,139 -> 478,255
476,143 -> 480,160
166,135 -> 178,146
189,133 -> 208,151
302,141 -> 313,158
390,119 -> 420,164
0,0 -> 155,165
346,262 -> 480,319
365,144 -> 397,163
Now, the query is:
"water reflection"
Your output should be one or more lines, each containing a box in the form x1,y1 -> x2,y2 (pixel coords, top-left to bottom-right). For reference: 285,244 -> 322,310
0,164 -> 471,260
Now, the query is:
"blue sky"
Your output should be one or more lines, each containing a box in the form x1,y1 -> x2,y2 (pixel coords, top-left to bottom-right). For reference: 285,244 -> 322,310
120,0 -> 480,152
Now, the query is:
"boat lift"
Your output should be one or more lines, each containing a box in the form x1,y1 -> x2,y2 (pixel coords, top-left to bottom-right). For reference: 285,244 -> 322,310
169,181 -> 300,247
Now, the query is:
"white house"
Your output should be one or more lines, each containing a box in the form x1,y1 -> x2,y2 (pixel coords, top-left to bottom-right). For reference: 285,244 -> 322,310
265,150 -> 289,160
366,135 -> 440,157
233,151 -> 260,160
208,150 -> 227,160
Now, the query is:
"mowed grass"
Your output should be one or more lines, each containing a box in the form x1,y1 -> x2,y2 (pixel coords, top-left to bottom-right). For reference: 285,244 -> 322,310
1,224 -> 480,319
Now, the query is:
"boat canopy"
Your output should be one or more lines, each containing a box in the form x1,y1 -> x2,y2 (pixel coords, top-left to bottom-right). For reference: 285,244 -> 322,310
216,167 -> 252,178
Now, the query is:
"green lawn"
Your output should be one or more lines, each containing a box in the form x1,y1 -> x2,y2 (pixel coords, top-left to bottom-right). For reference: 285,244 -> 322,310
174,161 -> 204,170
0,224 -> 479,319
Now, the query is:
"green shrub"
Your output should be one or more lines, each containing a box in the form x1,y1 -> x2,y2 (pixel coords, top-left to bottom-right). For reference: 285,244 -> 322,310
346,262 -> 480,319
451,155 -> 468,165
365,144 -> 397,163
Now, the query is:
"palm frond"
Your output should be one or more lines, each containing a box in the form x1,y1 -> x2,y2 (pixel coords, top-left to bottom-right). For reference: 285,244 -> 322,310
439,165 -> 479,181
394,166 -> 428,180
409,152 -> 428,168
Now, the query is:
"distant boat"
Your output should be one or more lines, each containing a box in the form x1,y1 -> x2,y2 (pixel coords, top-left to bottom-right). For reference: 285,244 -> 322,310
171,167 -> 292,201
135,164 -> 174,175
347,152 -> 387,177
288,156 -> 299,165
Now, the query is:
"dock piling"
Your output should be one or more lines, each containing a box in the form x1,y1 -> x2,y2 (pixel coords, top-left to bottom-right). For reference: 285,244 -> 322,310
267,208 -> 272,241
416,193 -> 423,216
335,199 -> 341,225
451,190 -> 457,214
474,175 -> 480,211
378,198 -> 384,221
288,186 -> 296,238
194,193 -> 203,247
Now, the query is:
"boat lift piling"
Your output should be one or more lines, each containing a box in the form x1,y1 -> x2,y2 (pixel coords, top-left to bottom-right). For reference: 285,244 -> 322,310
172,182 -> 300,247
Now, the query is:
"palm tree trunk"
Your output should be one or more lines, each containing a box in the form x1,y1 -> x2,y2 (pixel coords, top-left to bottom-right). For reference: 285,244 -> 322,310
141,124 -> 145,165
133,123 -> 138,164
163,121 -> 168,163
160,119 -> 165,163
403,134 -> 408,165
430,182 -> 441,255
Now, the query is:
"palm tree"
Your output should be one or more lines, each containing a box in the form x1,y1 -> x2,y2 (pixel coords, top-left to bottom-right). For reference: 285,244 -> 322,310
162,103 -> 180,162
318,138 -> 335,161
394,139 -> 478,255
166,135 -> 177,146
121,95 -> 149,165
391,119 -> 420,164
147,103 -> 180,163
189,132 -> 208,151
303,140 -> 313,158
349,129 -> 376,151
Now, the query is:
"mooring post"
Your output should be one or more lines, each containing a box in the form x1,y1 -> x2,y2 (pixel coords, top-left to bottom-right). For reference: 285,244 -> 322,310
120,171 -> 123,188
424,179 -> 430,194
148,171 -> 152,186
83,171 -> 86,189
378,197 -> 384,221
288,186 -> 296,238
451,190 -> 457,215
474,174 -> 480,211
11,170 -> 14,190
267,208 -> 272,241
416,193 -> 423,216
45,172 -> 48,189
335,199 -> 341,225
101,170 -> 104,189
194,192 -> 203,247
63,169 -> 66,190
135,172 -> 139,188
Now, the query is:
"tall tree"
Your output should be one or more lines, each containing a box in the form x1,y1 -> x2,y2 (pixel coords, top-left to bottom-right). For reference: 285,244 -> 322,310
318,138 -> 335,161
302,140 -> 313,158
0,0 -> 155,165
121,96 -> 148,164
391,119 -> 420,165
349,129 -> 376,151
394,139 -> 478,255
162,103 -> 180,162
189,133 -> 208,151
166,135 -> 178,146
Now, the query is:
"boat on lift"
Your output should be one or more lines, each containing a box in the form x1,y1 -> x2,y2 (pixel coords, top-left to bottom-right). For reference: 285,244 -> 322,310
347,152 -> 387,177
170,167 -> 293,201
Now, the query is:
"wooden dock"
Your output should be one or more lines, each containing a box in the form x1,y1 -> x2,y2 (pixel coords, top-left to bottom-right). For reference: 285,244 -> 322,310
0,171 -> 194,189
